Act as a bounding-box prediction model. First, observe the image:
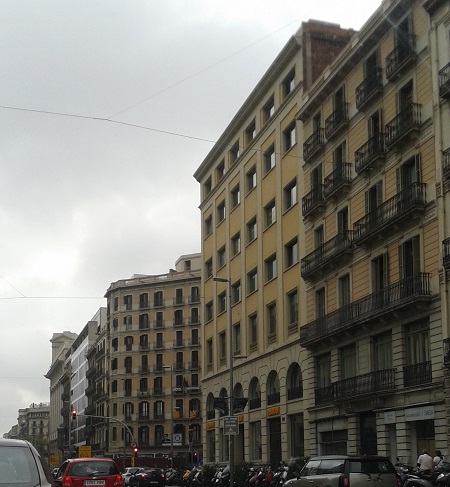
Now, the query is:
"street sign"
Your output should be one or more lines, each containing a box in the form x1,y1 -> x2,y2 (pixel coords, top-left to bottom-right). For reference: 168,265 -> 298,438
78,446 -> 91,458
223,416 -> 239,435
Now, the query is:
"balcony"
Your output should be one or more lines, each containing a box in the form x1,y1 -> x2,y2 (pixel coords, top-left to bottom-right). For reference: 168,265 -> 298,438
439,62 -> 450,98
301,230 -> 354,279
137,390 -> 150,397
173,361 -> 184,372
385,103 -> 421,149
152,388 -> 163,396
173,339 -> 184,348
403,361 -> 432,387
355,133 -> 386,173
356,69 -> 383,110
267,392 -> 280,405
249,397 -> 261,410
173,297 -> 185,305
323,162 -> 352,198
385,37 -> 417,80
138,414 -> 150,422
287,386 -> 303,400
325,103 -> 349,140
353,182 -> 426,245
443,339 -> 450,368
86,367 -> 96,379
300,273 -> 431,347
302,185 -> 325,217
303,129 -> 326,163
443,238 -> 450,270
138,365 -> 149,374
188,361 -> 200,370
443,148 -> 450,179
139,344 -> 149,351
315,369 -> 396,406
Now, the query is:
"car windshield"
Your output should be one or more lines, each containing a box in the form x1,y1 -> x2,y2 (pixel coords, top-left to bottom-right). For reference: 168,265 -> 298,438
70,461 -> 117,476
0,445 -> 41,487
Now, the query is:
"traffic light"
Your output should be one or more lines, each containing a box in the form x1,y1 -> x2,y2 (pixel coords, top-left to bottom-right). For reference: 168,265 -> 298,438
71,410 -> 77,419
193,451 -> 198,465
133,447 -> 138,457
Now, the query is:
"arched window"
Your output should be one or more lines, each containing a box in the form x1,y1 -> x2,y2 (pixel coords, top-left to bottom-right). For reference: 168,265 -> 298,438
287,362 -> 303,400
249,377 -> 261,409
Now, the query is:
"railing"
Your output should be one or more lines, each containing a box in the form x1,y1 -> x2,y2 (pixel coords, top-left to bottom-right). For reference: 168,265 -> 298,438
315,369 -> 396,405
301,230 -> 354,278
356,69 -> 383,109
355,133 -> 386,173
267,392 -> 280,405
325,103 -> 349,139
443,238 -> 450,269
386,36 -> 416,79
302,184 -> 325,217
173,297 -> 185,305
439,62 -> 450,98
385,103 -> 421,147
300,273 -> 431,346
206,410 -> 215,420
189,295 -> 201,304
443,148 -> 450,179
353,182 -> 426,243
138,365 -> 149,374
287,386 -> 303,400
403,361 -> 431,387
323,162 -> 352,197
249,397 -> 261,410
303,128 -> 326,162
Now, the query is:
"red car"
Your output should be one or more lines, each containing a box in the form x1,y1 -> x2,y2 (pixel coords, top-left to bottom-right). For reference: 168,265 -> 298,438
54,458 -> 124,487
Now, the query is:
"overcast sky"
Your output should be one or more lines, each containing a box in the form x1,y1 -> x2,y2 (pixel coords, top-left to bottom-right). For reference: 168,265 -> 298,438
0,0 -> 381,436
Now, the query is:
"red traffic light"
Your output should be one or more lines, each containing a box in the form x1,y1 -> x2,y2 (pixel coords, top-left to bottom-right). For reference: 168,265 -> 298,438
133,447 -> 138,453
71,410 -> 77,419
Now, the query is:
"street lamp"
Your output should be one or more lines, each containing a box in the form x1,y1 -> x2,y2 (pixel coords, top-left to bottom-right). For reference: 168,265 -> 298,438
163,365 -> 174,469
213,277 -> 234,487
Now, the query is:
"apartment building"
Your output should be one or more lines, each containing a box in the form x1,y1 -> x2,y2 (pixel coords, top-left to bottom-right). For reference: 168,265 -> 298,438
103,254 -> 202,462
297,0 -> 449,463
194,21 -> 355,465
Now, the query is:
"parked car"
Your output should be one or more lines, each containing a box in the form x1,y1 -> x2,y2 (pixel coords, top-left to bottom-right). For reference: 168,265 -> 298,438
285,455 -> 400,487
129,467 -> 166,487
0,438 -> 53,487
54,457 -> 124,487
123,467 -> 141,486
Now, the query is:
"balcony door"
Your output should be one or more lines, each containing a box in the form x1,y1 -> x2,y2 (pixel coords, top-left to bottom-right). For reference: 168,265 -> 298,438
372,253 -> 388,307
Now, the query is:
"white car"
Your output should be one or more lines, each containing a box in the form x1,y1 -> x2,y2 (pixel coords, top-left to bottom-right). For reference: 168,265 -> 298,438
122,467 -> 141,486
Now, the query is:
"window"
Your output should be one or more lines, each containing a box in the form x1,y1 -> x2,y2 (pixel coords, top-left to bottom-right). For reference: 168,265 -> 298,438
154,290 -> 163,307
340,343 -> 356,379
230,140 -> 240,163
338,274 -> 351,308
204,215 -> 212,236
205,258 -> 213,279
217,200 -> 226,223
283,121 -> 296,152
249,314 -> 258,345
285,237 -> 298,268
337,206 -> 349,234
373,331 -> 392,370
265,254 -> 277,281
218,291 -> 227,314
372,253 -> 388,293
316,353 -> 331,388
232,280 -> 241,305
264,144 -> 276,173
191,329 -> 199,346
282,68 -> 295,98
247,217 -> 257,243
250,421 -> 262,461
284,178 -> 297,210
206,339 -> 213,366
315,288 -> 326,318
398,154 -> 421,190
124,315 -> 132,330
233,322 -> 241,354
287,289 -> 298,328
205,301 -> 213,322
114,297 -> 118,311
264,199 -> 276,228
262,95 -> 275,123
314,225 -> 324,249
216,159 -> 225,182
365,181 -> 382,214
174,309 -> 183,326
267,302 -> 276,337
190,286 -> 200,303
155,311 -> 163,328
406,320 -> 429,366
247,268 -> 258,293
217,246 -> 226,268
124,295 -> 132,310
139,314 -> 149,329
247,166 -> 257,192
399,235 -> 420,279
175,288 -> 183,305
155,333 -> 163,349
231,232 -> 241,256
139,293 -> 149,308
203,176 -> 212,198
190,307 -> 199,325
219,331 -> 226,360
245,120 -> 256,144
230,184 -> 240,209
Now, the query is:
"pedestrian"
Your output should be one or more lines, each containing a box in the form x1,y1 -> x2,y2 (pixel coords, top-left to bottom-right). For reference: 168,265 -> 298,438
433,450 -> 444,469
417,450 -> 433,471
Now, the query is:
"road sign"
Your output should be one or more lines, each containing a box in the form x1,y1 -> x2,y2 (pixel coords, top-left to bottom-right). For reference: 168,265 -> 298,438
78,446 -> 91,458
223,416 -> 239,435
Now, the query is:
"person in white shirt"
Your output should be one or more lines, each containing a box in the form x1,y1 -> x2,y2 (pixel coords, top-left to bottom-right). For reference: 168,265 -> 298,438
433,450 -> 444,469
417,450 -> 434,471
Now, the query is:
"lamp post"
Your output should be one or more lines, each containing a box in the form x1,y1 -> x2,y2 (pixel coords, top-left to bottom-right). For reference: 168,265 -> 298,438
213,277 -> 234,487
163,365 -> 174,469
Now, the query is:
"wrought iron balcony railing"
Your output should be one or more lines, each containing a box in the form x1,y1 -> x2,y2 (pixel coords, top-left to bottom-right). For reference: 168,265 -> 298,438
443,148 -> 450,179
439,62 -> 450,99
323,162 -> 352,198
386,37 -> 417,80
353,182 -> 426,244
325,103 -> 349,140
249,397 -> 261,410
403,361 -> 431,387
315,368 -> 396,406
443,237 -> 450,270
287,386 -> 303,400
267,392 -> 280,405
356,69 -> 383,109
300,272 -> 431,347
385,103 -> 421,148
301,230 -> 354,278
302,184 -> 325,217
355,133 -> 386,173
303,129 -> 326,162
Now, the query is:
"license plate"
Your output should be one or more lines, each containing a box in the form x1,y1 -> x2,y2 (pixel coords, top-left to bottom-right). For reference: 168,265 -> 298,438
84,481 -> 105,486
